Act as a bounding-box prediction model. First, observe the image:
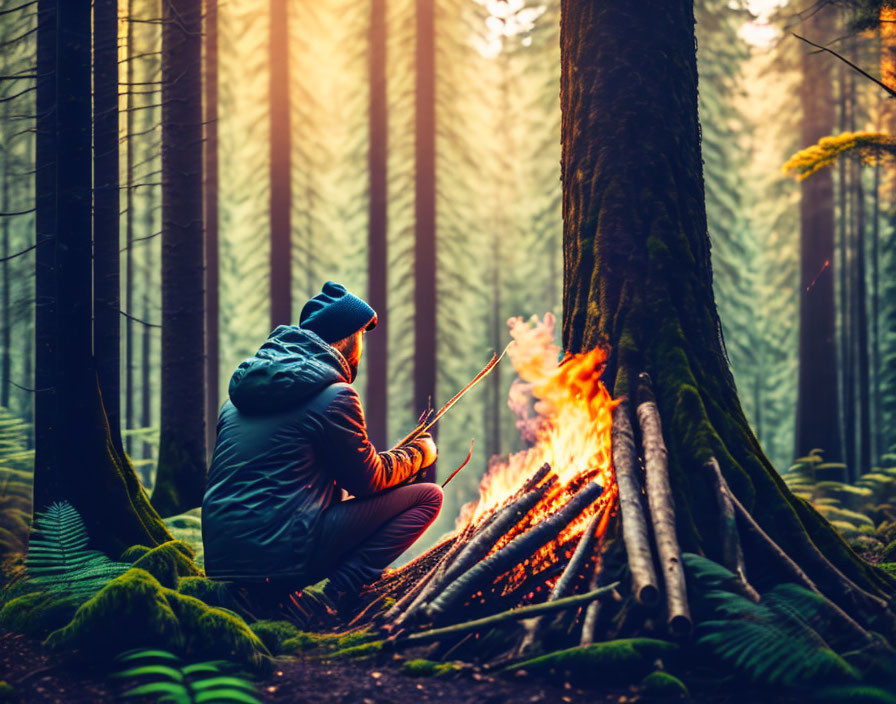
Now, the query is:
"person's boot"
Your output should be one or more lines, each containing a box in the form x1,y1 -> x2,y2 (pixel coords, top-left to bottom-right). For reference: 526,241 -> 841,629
283,579 -> 340,630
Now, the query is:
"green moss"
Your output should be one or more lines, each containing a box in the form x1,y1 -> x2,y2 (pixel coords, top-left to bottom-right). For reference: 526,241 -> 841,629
43,568 -> 268,670
401,659 -> 461,677
0,681 -> 14,701
507,638 -> 678,685
641,671 -> 689,699
0,591 -> 81,637
176,576 -> 236,610
280,628 -> 373,655
120,545 -> 152,563
328,639 -> 384,660
130,541 -> 201,589
250,619 -> 301,655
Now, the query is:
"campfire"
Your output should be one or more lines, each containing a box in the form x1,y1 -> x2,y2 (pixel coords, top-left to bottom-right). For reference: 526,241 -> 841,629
357,314 -> 695,661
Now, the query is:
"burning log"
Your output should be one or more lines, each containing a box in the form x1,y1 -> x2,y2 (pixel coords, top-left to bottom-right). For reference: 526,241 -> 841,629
705,457 -> 759,603
636,373 -> 691,636
612,400 -> 659,606
424,481 -> 604,623
394,467 -> 558,627
516,507 -> 604,656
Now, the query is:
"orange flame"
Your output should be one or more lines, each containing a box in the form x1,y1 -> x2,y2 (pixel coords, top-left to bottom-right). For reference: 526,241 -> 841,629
459,313 -> 619,591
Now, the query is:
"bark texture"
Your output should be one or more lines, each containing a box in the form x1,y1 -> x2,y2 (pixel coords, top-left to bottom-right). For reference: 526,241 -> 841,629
366,0 -> 389,449
152,0 -> 207,517
558,1 -> 893,620
269,0 -> 292,328
414,0 -> 437,439
205,0 -> 220,454
31,0 -> 171,555
93,0 -> 123,454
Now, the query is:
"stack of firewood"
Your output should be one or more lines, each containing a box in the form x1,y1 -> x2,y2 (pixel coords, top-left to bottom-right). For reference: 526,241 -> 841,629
348,373 -> 719,663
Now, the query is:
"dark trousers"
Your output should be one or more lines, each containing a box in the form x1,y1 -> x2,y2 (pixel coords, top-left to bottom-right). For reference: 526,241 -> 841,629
305,482 -> 443,595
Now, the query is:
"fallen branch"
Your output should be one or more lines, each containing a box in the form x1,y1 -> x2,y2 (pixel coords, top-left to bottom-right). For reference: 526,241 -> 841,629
705,457 -> 760,603
425,481 -> 604,622
717,471 -> 872,643
636,373 -> 691,636
613,400 -> 659,606
398,582 -> 620,647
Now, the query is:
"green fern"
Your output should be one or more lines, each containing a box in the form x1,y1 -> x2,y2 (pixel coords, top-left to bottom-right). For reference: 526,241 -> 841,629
26,502 -> 131,599
684,553 -> 860,687
113,648 -> 260,704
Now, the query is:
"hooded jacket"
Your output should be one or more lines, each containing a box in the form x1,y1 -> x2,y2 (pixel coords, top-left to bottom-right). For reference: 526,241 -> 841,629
201,325 -> 425,582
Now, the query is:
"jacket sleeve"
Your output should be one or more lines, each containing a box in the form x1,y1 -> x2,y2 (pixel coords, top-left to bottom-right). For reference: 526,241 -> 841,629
320,385 -> 425,497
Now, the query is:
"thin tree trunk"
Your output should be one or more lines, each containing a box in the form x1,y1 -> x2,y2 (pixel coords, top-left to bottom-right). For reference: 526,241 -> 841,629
414,0 -> 437,459
871,162 -> 881,465
152,0 -> 207,517
93,0 -> 124,455
795,6 -> 839,462
33,0 -> 59,494
838,56 -> 855,479
1,115 -> 10,409
366,0 -> 388,449
124,0 -> 135,457
269,0 -> 292,329
204,0 -> 220,455
853,156 -> 871,474
558,0 -> 892,623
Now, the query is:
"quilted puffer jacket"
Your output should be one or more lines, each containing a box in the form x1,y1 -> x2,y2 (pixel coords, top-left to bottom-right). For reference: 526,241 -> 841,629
201,325 -> 426,581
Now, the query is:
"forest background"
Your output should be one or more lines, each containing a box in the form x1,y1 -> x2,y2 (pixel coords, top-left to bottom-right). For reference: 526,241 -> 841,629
1,0 -> 894,548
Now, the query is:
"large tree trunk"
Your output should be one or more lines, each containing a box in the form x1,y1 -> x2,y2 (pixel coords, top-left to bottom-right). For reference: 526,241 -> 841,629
269,0 -> 292,328
559,1 -> 892,620
205,0 -> 220,454
151,0 -> 207,517
366,0 -> 388,450
795,6 -> 840,463
414,0 -> 436,473
93,0 -> 124,455
31,0 -> 171,555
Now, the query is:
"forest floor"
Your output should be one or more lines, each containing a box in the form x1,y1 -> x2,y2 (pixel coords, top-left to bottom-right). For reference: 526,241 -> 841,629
0,627 -> 804,704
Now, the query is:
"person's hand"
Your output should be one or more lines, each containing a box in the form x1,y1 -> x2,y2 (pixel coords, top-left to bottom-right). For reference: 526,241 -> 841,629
415,433 -> 438,468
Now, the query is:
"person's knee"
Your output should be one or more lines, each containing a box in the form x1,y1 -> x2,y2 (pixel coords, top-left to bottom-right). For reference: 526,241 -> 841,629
417,482 -> 443,518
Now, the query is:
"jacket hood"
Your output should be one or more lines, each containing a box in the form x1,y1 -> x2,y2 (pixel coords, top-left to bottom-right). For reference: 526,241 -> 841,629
229,326 -> 351,414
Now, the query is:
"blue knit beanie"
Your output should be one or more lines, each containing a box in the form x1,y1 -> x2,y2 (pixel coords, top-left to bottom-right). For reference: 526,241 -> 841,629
299,281 -> 377,344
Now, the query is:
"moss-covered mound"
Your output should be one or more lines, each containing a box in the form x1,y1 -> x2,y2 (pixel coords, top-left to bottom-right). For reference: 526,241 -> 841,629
507,638 -> 679,686
44,568 -> 268,670
641,671 -> 689,699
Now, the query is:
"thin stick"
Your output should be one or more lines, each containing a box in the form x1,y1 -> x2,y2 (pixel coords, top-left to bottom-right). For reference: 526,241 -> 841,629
705,457 -> 760,603
613,400 -> 659,605
636,373 -> 691,636
399,583 -> 620,646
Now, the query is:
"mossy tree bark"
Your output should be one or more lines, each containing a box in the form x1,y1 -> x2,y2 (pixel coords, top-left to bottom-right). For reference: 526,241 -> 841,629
152,0 -> 208,517
31,0 -> 172,557
559,1 -> 893,620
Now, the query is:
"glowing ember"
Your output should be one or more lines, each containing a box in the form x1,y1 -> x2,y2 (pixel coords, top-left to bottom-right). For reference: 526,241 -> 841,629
459,313 -> 619,586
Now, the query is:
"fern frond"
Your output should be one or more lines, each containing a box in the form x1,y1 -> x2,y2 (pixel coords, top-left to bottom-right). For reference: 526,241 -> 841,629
114,648 -> 261,704
26,502 -> 131,599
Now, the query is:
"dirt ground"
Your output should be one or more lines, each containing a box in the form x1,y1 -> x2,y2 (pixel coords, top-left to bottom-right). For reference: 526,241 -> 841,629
1,628 -> 803,704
